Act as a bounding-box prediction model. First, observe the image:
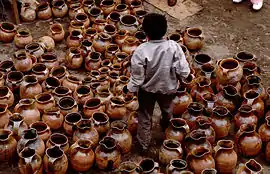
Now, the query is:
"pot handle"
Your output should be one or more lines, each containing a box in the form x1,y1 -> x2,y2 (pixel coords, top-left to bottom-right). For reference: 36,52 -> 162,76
48,156 -> 58,172
213,145 -> 222,157
69,141 -> 80,156
12,120 -> 24,134
181,124 -> 190,134
153,162 -> 159,169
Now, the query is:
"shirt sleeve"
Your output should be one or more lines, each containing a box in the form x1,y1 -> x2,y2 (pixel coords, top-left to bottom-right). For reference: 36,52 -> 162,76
127,49 -> 145,92
174,43 -> 190,79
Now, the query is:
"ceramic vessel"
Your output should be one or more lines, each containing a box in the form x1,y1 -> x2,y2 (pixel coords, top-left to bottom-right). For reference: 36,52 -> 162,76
105,44 -> 120,61
58,96 -> 78,116
13,50 -> 33,72
183,27 -> 204,51
46,133 -> 69,154
31,63 -> 49,82
165,118 -> 190,143
85,51 -> 102,71
42,107 -> 64,130
41,76 -> 61,92
100,0 -> 116,16
173,87 -> 193,116
52,86 -> 72,103
211,106 -> 231,139
107,11 -> 121,26
115,4 -> 129,15
192,54 -> 213,74
92,111 -> 110,136
118,161 -> 140,174
37,2 -> 52,20
135,10 -> 147,24
122,36 -> 139,55
48,23 -> 65,42
65,47 -> 84,69
83,0 -> 95,13
69,3 -> 84,19
80,39 -> 94,58
4,113 -> 28,140
66,30 -> 83,48
259,116 -> 270,143
168,33 -> 183,46
114,29 -> 129,47
38,36 -> 55,52
52,0 -> 68,18
35,93 -> 55,114
190,77 -> 213,102
30,121 -> 51,142
14,28 -> 33,48
117,14 -> 139,35
165,159 -> 187,174
0,60 -> 14,75
235,51 -> 257,65
234,105 -> 257,130
106,97 -> 127,120
0,22 -> 16,43
62,75 -> 82,91
195,116 -> 215,144
73,85 -> 94,105
0,86 -> 14,107
0,129 -> 17,162
242,90 -> 264,118
83,98 -> 104,118
181,74 -> 196,92
63,112 -> 82,136
75,12 -> 90,28
88,6 -> 104,23
159,139 -> 183,165
85,28 -> 98,41
236,159 -> 263,174
138,158 -> 160,174
181,102 -> 204,131
241,62 -> 261,84
40,52 -> 59,70
0,103 -> 12,128
25,42 -> 44,59
242,75 -> 266,100
69,20 -> 85,33
50,66 -> 69,83
93,32 -> 112,53
20,75 -> 42,99
20,3 -> 36,22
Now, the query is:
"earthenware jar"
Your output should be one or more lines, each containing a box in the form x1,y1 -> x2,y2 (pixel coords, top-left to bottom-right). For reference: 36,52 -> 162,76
83,0 -> 94,13
234,105 -> 257,130
93,32 -> 112,53
181,74 -> 196,92
85,51 -> 102,71
14,28 -> 32,48
38,36 -> 55,52
20,3 -> 36,22
165,118 -> 190,143
195,116 -> 215,144
96,85 -> 113,104
13,50 -> 33,72
65,47 -> 83,69
17,128 -> 45,157
41,77 -> 61,92
0,60 -> 14,75
62,75 -> 82,91
135,30 -> 147,44
173,87 -> 193,116
235,124 -> 262,157
42,107 -> 63,130
122,36 -> 139,55
159,139 -> 183,165
214,140 -> 237,174
82,76 -> 92,86
117,14 -> 138,35
73,85 -> 93,106
165,159 -> 187,174
48,22 -> 65,42
67,30 -> 83,48
184,130 -> 212,154
106,97 -> 127,120
107,11 -> 121,26
40,52 -> 58,70
242,75 -> 266,100
134,9 -> 146,24
50,66 -> 69,83
52,0 -> 68,18
192,54 -> 213,74
200,93 -> 217,115
113,75 -> 129,96
25,42 -> 44,59
115,51 -> 129,64
37,2 -> 52,20
69,3 -> 84,19
0,86 -> 14,107
118,161 -> 140,174
125,95 -> 139,111
111,63 -> 122,75
139,158 -> 160,174
52,86 -> 72,103
99,67 -> 110,76
31,63 -> 49,83
114,29 -> 128,47
0,104 -> 11,128
43,146 -> 68,173
201,169 -> 217,174
30,121 -> 51,142
0,129 -> 17,162
14,99 -> 40,126
258,116 -> 270,143
181,102 -> 204,130
236,159 -> 263,174
187,146 -> 215,174
20,75 -> 42,99
83,98 -> 104,118
0,22 -> 16,43
108,71 -> 119,87
73,119 -> 99,147
4,113 -> 28,140
80,39 -> 93,58
92,19 -> 106,32
90,82 -> 101,95
95,136 -> 121,170
75,12 -> 90,28
63,112 -> 81,136
183,27 -> 204,51
35,93 -> 55,114
235,51 -> 257,65
130,0 -> 144,14
242,62 -> 261,83
85,28 -> 98,41
69,20 -> 85,33
168,33 -> 183,46
46,133 -> 69,154
190,77 -> 213,102
243,90 -> 264,118
88,6 -> 104,22
58,96 -> 78,116
115,4 -> 129,15
100,0 -> 116,16
107,120 -> 132,154
126,112 -> 138,135
105,44 -> 120,61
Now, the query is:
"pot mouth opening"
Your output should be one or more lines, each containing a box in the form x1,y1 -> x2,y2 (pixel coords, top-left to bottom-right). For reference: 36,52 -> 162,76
0,130 -> 10,140
59,97 -> 75,109
203,93 -> 217,102
221,59 -> 239,70
131,0 -> 142,6
171,118 -> 186,128
42,53 -> 57,61
99,67 -> 109,73
18,30 -> 29,36
89,7 -> 101,16
76,13 -> 87,20
31,122 -> 47,132
90,52 -> 101,60
164,139 -> 180,149
109,71 -> 119,78
135,31 -> 146,40
240,124 -> 255,133
237,51 -> 254,61
188,103 -> 203,112
0,87 -> 9,97
239,104 -> 253,113
91,70 -> 100,76
86,98 -> 101,107
140,159 -> 155,172
51,133 -> 67,145
218,140 -> 233,149
52,66 -> 65,77
25,75 -> 37,83
121,15 -> 137,25
68,75 -> 80,82
107,44 -> 118,52
38,2 -> 49,10
21,148 -> 35,158
24,129 -> 37,139
120,76 -> 129,82
101,137 -> 116,149
169,33 -> 181,41
93,112 -> 108,122
187,28 -> 202,37
247,75 -> 261,84
46,146 -> 63,158
54,86 -> 69,95
243,62 -> 256,71
198,78 -> 211,87
51,24 -> 62,33
53,0 -> 64,6
171,159 -> 187,169
1,22 -> 15,31
245,90 -> 259,99
197,117 -> 212,126
10,113 -> 23,121
65,112 -> 81,123
202,169 -> 217,174
90,82 -> 100,89
105,25 -> 116,33
119,162 -> 137,172
78,139 -> 91,149
109,12 -> 120,21
70,3 -> 81,10
86,28 -> 97,35
195,54 -> 211,64
246,160 -> 262,172
192,147 -> 209,157
84,0 -> 94,5
111,120 -> 127,130
82,39 -> 92,47
213,106 -> 228,116
135,10 -> 147,16
102,59 -> 111,66
33,63 -> 46,72
77,119 -> 91,129
45,107 -> 59,113
183,74 -> 193,83
111,97 -> 125,105
71,30 -> 82,36
116,52 -> 128,59
224,85 -> 237,96
113,64 -> 121,69
101,0 -> 114,6
8,71 -> 24,81
116,4 -> 127,10
190,130 -> 206,140
37,93 -> 52,102
202,63 -> 214,72
26,43 -> 40,51
0,60 -> 13,69
20,98 -> 34,105
77,85 -> 90,94
70,48 -> 81,54
46,77 -> 60,87
0,104 -> 6,112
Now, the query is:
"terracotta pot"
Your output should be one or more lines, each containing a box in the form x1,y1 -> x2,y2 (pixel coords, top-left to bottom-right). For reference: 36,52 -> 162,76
106,97 -> 127,120
235,51 -> 257,65
62,75 -> 82,91
90,69 -> 101,80
92,111 -> 110,136
69,139 -> 95,172
168,33 -> 183,46
184,130 -> 212,155
13,50 -> 33,72
105,44 -> 120,61
83,0 -> 95,13
258,116 -> 270,144
117,14 -> 139,35
200,93 -> 217,115
52,86 -> 72,103
93,32 -> 112,53
92,19 -> 107,33
14,28 -> 33,48
20,75 -> 42,99
90,82 -> 101,95
0,60 -> 14,75
83,98 -> 104,118
201,169 -> 217,174
95,74 -> 110,87
0,22 -> 16,43
85,28 -> 98,41
187,146 -> 215,174
100,0 -> 116,16
108,71 -> 120,88
122,36 -> 139,55
80,39 -> 93,58
214,140 -> 237,174
125,95 -> 139,111
234,104 -> 257,130
242,75 -> 266,100
0,129 -> 17,162
67,30 -> 83,48
183,27 -> 204,51
159,139 -> 183,165
85,51 -> 102,71
236,159 -> 263,174
235,124 -> 262,157
115,4 -> 130,15
195,116 -> 215,144
65,47 -> 83,69
69,3 -> 84,19
130,0 -> 144,15
135,30 -> 147,44
25,42 -> 44,59
107,11 -> 121,25
58,96 -> 78,116
96,85 -> 113,104
30,121 -> 51,142
50,66 -> 69,83
114,29 -> 128,47
35,93 -> 55,114
17,128 -> 45,157
88,6 -> 104,23
113,75 -> 129,96
42,107 -> 63,130
14,99 -> 40,126
165,159 -> 187,174
173,87 -> 193,116
69,20 -> 85,33
46,133 -> 69,154
138,158 -> 160,174
211,106 -> 231,139
75,12 -> 90,28
126,112 -> 137,135
0,86 -> 14,107
241,61 -> 261,84
48,23 -> 65,42
73,85 -> 94,105
190,77 -> 213,102
181,102 -> 204,131
43,146 -> 68,173
73,119 -> 99,147
135,10 -> 147,24
20,3 -> 36,22
165,118 -> 190,143
63,112 -> 82,135
95,136 -> 121,170
118,161 -> 140,174
40,52 -> 59,70
38,36 -> 55,52
41,76 -> 61,92
52,0 -> 68,18
37,2 -> 52,20
181,74 -> 196,92
0,103 -> 12,128
242,90 -> 264,118
82,76 -> 92,86
99,66 -> 110,76
115,52 -> 129,65
31,63 -> 49,83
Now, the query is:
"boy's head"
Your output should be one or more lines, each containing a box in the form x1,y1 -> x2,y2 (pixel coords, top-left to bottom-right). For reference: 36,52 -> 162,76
142,13 -> 167,40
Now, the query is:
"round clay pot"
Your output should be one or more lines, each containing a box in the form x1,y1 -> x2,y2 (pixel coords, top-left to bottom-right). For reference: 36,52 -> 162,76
106,97 -> 127,120
85,27 -> 98,41
181,102 -> 204,131
190,77 -> 214,102
0,103 -> 12,128
63,112 -> 82,136
234,104 -> 257,130
0,22 -> 16,43
25,42 -> 44,59
48,22 -> 65,42
52,86 -> 73,103
100,0 -> 116,16
235,51 -> 257,65
138,158 -> 160,173
73,85 -> 94,105
37,2 -> 52,20
88,6 -> 104,23
192,54 -> 213,74
83,0 -> 95,13
118,161 -> 140,174
0,60 -> 14,75
40,52 -> 59,70
58,96 -> 78,116
85,51 -> 102,71
35,93 -> 55,114
93,32 -> 112,53
80,39 -> 94,58
13,50 -> 33,72
173,87 -> 193,116
46,133 -> 69,153
183,27 -> 204,51
52,0 -> 68,18
83,98 -> 104,118
195,116 -> 215,145
122,36 -> 139,55
50,66 -> 69,83
62,75 -> 82,92
30,121 -> 51,142
66,30 -> 83,48
42,107 -> 64,130
20,3 -> 36,22
165,159 -> 187,174
115,4 -> 130,15
211,106 -> 231,139
130,0 -> 144,15
75,12 -> 90,28
165,118 -> 190,143
31,63 -> 49,82
0,129 -> 17,162
236,159 -> 263,174
105,44 -> 120,61
69,3 -> 84,19
117,14 -> 139,35
14,28 -> 33,48
69,20 -> 85,33
20,75 -> 42,99
135,10 -> 147,24
259,116 -> 270,144
38,36 -> 55,52
159,139 -> 183,165
92,111 -> 110,136
42,76 -> 61,92
107,11 -> 121,25
0,86 -> 14,107
65,47 -> 84,69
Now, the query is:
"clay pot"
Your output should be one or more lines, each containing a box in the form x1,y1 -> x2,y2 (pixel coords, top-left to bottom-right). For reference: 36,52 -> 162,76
100,0 -> 116,16
107,120 -> 132,154
0,104 -> 12,128
235,124 -> 262,157
40,52 -> 59,70
82,76 -> 92,86
92,19 -> 106,33
58,96 -> 78,116
114,29 -> 129,47
165,159 -> 187,174
159,139 -> 183,165
92,111 -> 110,136
90,69 -> 101,80
117,14 -> 139,35
73,119 -> 99,147
42,107 -> 64,130
113,75 -> 129,96
0,60 -> 14,75
31,63 -> 49,83
69,139 -> 95,172
85,28 -> 98,41
14,28 -> 33,48
38,36 -> 55,52
107,11 -> 121,25
200,93 -> 217,115
65,47 -> 83,69
80,39 -> 94,58
0,129 -> 17,162
67,30 -> 83,48
69,20 -> 85,33
190,77 -> 213,102
63,112 -> 82,135
124,95 -> 139,111
183,27 -> 204,51
122,36 -> 139,55
20,3 -> 36,22
126,112 -> 137,136
234,104 -> 257,130
173,87 -> 193,116
43,146 -> 68,173
48,23 -> 65,42
88,6 -> 104,22
41,76 -> 61,92
52,0 -> 68,18
35,93 -> 55,114
201,169 -> 217,174
73,85 -> 93,105
50,66 -> 69,83
135,10 -> 147,24
62,75 -> 82,92
214,140 -> 237,174
0,22 -> 16,43
115,52 -> 129,65
181,102 -> 204,131
138,158 -> 160,174
46,133 -> 69,154
135,30 -> 147,44
13,50 -> 33,72
187,146 -> 215,174
108,71 -> 120,87
242,75 -> 266,100
115,4 -> 130,15
0,86 -> 14,107
184,130 -> 212,155
75,13 -> 90,28
95,136 -> 121,170
17,128 -> 45,157
30,121 -> 51,142
25,42 -> 44,59
195,116 -> 215,144
236,159 -> 263,174
93,32 -> 112,53
130,0 -> 144,14
242,90 -> 264,118
96,85 -> 113,104
181,74 -> 196,92
37,2 -> 52,20
20,75 -> 42,99
258,116 -> 270,143
241,62 -> 261,85
83,0 -> 95,13
198,63 -> 217,90
118,161 -> 140,174
193,54 -> 213,75
106,97 -> 127,120
83,98 -> 104,118
235,51 -> 257,65
69,3 -> 84,19
52,86 -> 72,103
165,118 -> 190,143
211,106 -> 231,139
99,66 -> 110,76
14,99 -> 40,126
85,51 -> 102,71
105,44 -> 120,61
168,33 -> 183,45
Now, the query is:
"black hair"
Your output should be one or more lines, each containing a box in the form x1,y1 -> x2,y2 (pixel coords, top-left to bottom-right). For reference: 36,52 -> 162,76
142,13 -> 167,40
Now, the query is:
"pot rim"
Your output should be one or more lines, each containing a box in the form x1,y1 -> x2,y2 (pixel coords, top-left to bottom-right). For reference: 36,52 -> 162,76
92,111 -> 109,124
101,0 -> 115,7
38,2 -> 50,11
163,139 -> 181,150
0,129 -> 12,142
41,52 -> 57,62
235,50 -> 256,62
25,42 -> 42,52
111,120 -> 127,131
53,86 -> 71,96
88,6 -> 102,17
32,63 -> 48,74
58,96 -> 77,110
220,57 -> 240,72
169,159 -> 187,170
120,14 -> 138,27
30,121 -> 50,134
119,161 -> 139,173
212,106 -> 230,117
245,159 -> 263,173
0,22 -> 16,33
65,112 -> 82,124
75,12 -> 88,22
76,139 -> 92,150
238,104 -> 253,114
16,28 -> 30,37
239,123 -> 256,133
35,93 -> 54,104
0,103 -> 8,114
50,23 -> 63,34
186,27 -> 203,38
216,139 -> 234,150
45,146 -> 64,160
0,86 -> 10,99
49,132 -> 68,146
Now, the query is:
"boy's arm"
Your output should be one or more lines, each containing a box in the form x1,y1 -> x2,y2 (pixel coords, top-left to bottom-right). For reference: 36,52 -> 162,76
174,44 -> 190,79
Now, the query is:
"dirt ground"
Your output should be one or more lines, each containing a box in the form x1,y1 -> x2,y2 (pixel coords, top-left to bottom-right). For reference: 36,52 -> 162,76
0,0 -> 270,173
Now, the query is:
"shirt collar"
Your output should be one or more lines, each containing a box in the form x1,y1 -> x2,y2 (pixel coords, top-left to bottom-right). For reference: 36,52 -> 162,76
148,39 -> 166,43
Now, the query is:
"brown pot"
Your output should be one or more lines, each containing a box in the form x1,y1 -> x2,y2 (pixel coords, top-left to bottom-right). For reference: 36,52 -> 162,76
85,51 -> 102,71
42,107 -> 64,130
192,54 -> 213,74
115,51 -> 129,65
138,158 -> 160,174
108,71 -> 119,88
122,36 -> 139,55
69,20 -> 85,33
40,52 -> 59,70
43,146 -> 68,173
58,96 -> 78,116
0,129 -> 17,162
46,133 -> 69,154
165,159 -> 187,174
31,63 -> 49,83
63,112 -> 82,136
241,61 -> 261,84
17,128 -> 45,157
0,103 -> 12,128
73,85 -> 94,105
96,85 -> 113,104
25,42 -> 44,59
52,86 -> 72,103
13,50 -> 33,72
200,93 -> 217,115
48,22 -> 65,42
52,0 -> 68,18
135,30 -> 147,44
62,75 -> 82,92
0,22 -> 16,43
80,39 -> 94,58
113,75 -> 129,96
242,75 -> 266,100
92,19 -> 107,33
235,51 -> 257,65
106,97 -> 127,120
75,12 -> 90,28
236,159 -> 263,174
85,28 -> 98,41
35,93 -> 55,114
130,0 -> 144,15
92,111 -> 110,136
99,66 -> 110,76
211,106 -> 231,139
259,116 -> 270,144
73,119 -> 99,147
198,64 -> 217,93
190,77 -> 213,102
242,90 -> 264,118
69,3 -> 84,19
0,60 -> 14,75
117,14 -> 139,35
181,102 -> 204,131
114,29 -> 128,47
100,0 -> 116,16
93,32 -> 112,53
82,76 -> 92,86
183,27 -> 204,51
83,0 -> 95,13
69,139 -> 95,172
181,73 -> 196,92
235,124 -> 262,157
165,118 -> 190,143
173,87 -> 193,116
168,33 -> 183,46
195,116 -> 215,144
37,2 -> 52,20
41,76 -> 61,92
83,98 -> 104,118
38,36 -> 55,52
20,3 -> 36,22
67,30 -> 83,48
0,86 -> 14,107
14,28 -> 33,48
30,121 -> 51,142
50,66 -> 69,83
124,95 -> 139,111
95,136 -> 121,170
159,139 -> 183,165
201,169 -> 217,174
214,140 -> 237,174
65,47 -> 84,69
105,44 -> 120,61
234,104 -> 257,130
20,75 -> 42,99
118,161 -> 140,174
107,11 -> 121,25
135,10 -> 147,24
88,6 -> 104,23
14,99 -> 40,126
115,4 -> 130,15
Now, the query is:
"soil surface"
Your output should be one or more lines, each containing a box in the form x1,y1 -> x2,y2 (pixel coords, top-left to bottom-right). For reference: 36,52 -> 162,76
1,0 -> 270,173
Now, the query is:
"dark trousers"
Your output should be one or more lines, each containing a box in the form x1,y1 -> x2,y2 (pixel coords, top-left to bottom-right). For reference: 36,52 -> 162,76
137,89 -> 174,149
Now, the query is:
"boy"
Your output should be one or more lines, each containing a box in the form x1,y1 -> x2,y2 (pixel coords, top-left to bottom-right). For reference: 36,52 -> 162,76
233,0 -> 263,11
126,13 -> 190,151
